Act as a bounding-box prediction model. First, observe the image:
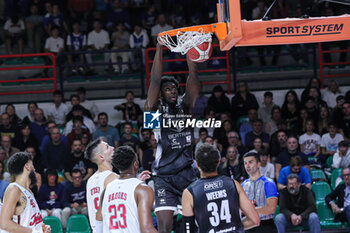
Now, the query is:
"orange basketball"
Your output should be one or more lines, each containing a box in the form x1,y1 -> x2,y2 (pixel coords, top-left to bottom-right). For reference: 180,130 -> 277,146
187,42 -> 213,63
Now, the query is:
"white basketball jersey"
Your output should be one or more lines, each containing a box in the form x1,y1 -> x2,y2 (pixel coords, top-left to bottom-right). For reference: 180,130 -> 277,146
2,183 -> 43,232
86,170 -> 112,233
102,178 -> 142,233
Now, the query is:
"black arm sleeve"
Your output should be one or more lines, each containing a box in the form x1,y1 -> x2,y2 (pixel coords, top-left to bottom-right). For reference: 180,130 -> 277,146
183,215 -> 197,233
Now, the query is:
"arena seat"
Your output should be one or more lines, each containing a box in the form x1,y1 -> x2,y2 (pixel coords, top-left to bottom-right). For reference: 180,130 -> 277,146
66,215 -> 91,233
317,202 -> 342,229
311,182 -> 331,204
43,216 -> 63,233
326,156 -> 333,169
331,168 -> 343,190
310,169 -> 327,182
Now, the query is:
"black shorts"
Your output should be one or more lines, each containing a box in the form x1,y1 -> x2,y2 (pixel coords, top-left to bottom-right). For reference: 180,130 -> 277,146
154,166 -> 197,213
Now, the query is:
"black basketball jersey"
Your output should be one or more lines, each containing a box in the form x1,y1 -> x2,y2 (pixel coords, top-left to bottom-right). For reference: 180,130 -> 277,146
187,175 -> 244,233
153,98 -> 194,175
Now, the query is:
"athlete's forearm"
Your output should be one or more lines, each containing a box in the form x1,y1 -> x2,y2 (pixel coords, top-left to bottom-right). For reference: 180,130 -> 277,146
0,220 -> 33,233
242,216 -> 260,230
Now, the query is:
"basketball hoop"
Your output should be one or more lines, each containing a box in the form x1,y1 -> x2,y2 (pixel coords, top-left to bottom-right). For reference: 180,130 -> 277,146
158,29 -> 212,55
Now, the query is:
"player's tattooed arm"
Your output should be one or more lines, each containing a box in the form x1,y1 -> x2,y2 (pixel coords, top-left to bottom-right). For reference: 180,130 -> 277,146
0,185 -> 33,233
145,43 -> 163,111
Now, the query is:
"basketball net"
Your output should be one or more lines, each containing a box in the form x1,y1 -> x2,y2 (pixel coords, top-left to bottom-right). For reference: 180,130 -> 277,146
158,29 -> 212,55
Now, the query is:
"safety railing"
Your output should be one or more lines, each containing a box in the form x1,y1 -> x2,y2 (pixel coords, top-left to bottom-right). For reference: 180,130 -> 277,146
0,53 -> 57,95
145,44 -> 232,94
318,42 -> 350,88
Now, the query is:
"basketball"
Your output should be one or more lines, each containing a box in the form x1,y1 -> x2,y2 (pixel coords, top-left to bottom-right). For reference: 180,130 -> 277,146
187,42 -> 213,63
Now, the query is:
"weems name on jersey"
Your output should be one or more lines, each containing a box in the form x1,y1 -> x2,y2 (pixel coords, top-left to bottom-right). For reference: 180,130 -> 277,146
206,189 -> 227,201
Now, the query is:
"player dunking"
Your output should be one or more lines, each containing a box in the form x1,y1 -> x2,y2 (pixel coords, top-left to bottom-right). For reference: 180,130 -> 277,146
182,144 -> 260,233
144,43 -> 200,233
85,138 -> 150,233
0,152 -> 51,233
95,146 -> 157,233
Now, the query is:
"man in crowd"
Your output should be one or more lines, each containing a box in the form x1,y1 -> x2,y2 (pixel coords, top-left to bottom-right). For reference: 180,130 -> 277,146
274,174 -> 321,233
332,141 -> 350,169
93,112 -> 120,148
277,156 -> 311,190
47,90 -> 69,126
245,119 -> 270,150
0,113 -> 18,138
182,144 -> 260,232
338,101 -> 350,142
242,152 -> 278,232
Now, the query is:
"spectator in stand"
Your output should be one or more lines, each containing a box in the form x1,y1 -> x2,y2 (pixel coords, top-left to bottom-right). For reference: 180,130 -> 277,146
38,169 -> 64,221
193,83 -> 209,119
81,132 -> 91,152
323,80 -> 342,109
63,105 -> 96,136
0,166 -> 9,200
231,81 -> 259,125
76,87 -> 99,120
295,107 -> 309,137
22,102 -> 38,124
308,87 -> 327,110
222,131 -> 248,158
245,119 -> 270,150
68,0 -> 94,21
4,15 -> 25,54
43,1 -> 53,35
275,136 -> 310,180
66,96 -> 93,121
67,116 -> 92,147
325,167 -> 350,230
207,85 -> 231,116
258,91 -> 277,124
320,122 -> 344,160
0,160 -> 11,183
64,139 -> 95,182
274,174 -> 320,233
299,119 -> 321,157
93,112 -> 120,148
139,128 -> 151,152
195,128 -> 208,154
42,127 -> 69,171
317,106 -> 331,135
40,121 -> 68,154
44,26 -> 64,58
141,4 -> 156,31
151,13 -> 173,45
301,77 -> 322,104
242,152 -> 278,232
194,107 -> 216,139
114,90 -> 143,125
218,145 -> 248,183
239,108 -> 258,145
1,135 -> 20,159
259,148 -> 275,180
67,21 -> 87,75
277,156 -> 311,190
5,104 -> 22,127
338,101 -> 350,142
303,96 -> 319,125
332,141 -> 350,169
119,122 -> 142,161
25,146 -> 44,184
30,108 -> 48,143
142,133 -> 157,171
47,90 -> 69,126
213,120 -> 233,150
85,19 -> 110,74
110,22 -> 130,73
333,95 -> 345,123
106,0 -> 131,30
12,124 -> 38,151
265,106 -> 282,136
250,137 -> 263,154
0,113 -> 19,139
129,24 -> 149,70
281,90 -> 300,130
204,136 -> 222,153
61,169 -> 88,230
47,4 -> 69,36
25,4 -> 43,53
270,127 -> 288,161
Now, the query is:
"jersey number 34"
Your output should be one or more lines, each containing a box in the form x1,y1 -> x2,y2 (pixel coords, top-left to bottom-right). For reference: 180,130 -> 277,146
207,200 -> 232,227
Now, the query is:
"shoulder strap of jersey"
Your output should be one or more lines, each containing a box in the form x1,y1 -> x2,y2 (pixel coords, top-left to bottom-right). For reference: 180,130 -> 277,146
13,183 -> 32,200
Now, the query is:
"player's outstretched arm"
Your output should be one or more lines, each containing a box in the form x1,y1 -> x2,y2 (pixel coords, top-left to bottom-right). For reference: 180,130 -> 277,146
234,180 -> 260,230
185,55 -> 200,113
0,185 -> 32,233
181,189 -> 196,233
145,43 -> 163,111
135,184 -> 158,233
